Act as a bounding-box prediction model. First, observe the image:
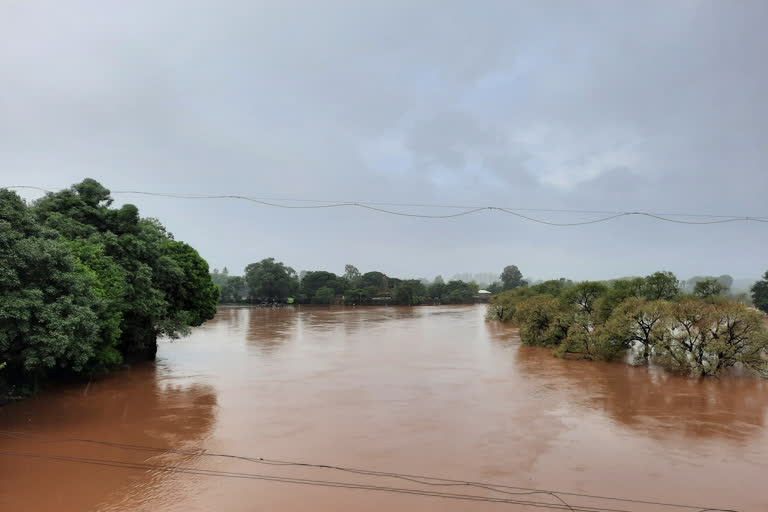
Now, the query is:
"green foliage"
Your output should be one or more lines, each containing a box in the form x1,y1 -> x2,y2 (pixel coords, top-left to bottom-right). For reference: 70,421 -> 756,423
494,270 -> 767,377
301,271 -> 339,301
220,276 -> 247,303
752,271 -> 768,314
0,189 -> 102,394
693,279 -> 726,299
513,295 -> 571,347
161,240 -> 219,327
392,280 -> 427,305
311,286 -> 336,304
442,280 -> 475,304
244,258 -> 298,301
655,300 -> 768,376
0,181 -> 219,400
603,298 -> 668,362
686,274 -> 733,294
343,288 -> 368,305
595,278 -> 645,323
486,282 -> 503,294
210,267 -> 230,288
343,264 -> 362,287
642,271 -> 681,301
486,286 -> 541,321
361,271 -> 388,291
69,239 -> 126,370
562,281 -> 607,315
500,265 -> 526,290
427,276 -> 446,300
554,323 -> 627,361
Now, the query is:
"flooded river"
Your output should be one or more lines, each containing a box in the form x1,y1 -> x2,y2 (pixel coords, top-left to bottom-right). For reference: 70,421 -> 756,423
1,305 -> 767,511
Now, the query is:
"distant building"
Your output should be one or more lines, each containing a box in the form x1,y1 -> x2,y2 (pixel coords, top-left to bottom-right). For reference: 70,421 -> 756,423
475,289 -> 492,302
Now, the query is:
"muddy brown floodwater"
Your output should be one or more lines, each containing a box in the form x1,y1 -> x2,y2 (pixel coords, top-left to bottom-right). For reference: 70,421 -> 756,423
1,305 -> 767,512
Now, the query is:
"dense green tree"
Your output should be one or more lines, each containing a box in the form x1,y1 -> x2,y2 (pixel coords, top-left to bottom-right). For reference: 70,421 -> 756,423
1,190 -> 103,396
343,264 -> 362,287
392,280 -> 426,305
442,280 -> 475,304
220,276 -> 247,303
311,286 -> 336,304
486,282 -> 503,294
603,298 -> 669,362
361,271 -> 388,290
686,275 -> 733,294
244,258 -> 298,301
500,265 -> 526,290
693,279 -> 726,299
642,271 -> 680,301
301,271 -> 339,300
655,300 -> 768,376
161,240 -> 219,326
486,287 -> 535,322
210,267 -> 230,288
513,295 -> 571,347
33,180 -> 218,361
68,239 -> 127,370
595,278 -> 645,322
343,288 -> 368,305
562,281 -> 607,316
427,276 -> 446,300
554,323 -> 627,361
530,279 -> 571,297
751,271 -> 768,314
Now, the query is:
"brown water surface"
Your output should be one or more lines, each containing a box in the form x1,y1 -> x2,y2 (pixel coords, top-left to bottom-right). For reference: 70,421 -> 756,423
1,305 -> 767,511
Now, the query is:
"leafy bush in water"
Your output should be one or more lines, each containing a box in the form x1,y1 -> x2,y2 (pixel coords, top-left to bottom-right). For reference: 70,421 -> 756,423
494,272 -> 768,376
513,295 -> 571,347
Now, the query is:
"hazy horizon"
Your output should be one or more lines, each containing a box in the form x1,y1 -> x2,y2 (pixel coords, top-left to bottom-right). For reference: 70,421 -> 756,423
3,1 -> 767,281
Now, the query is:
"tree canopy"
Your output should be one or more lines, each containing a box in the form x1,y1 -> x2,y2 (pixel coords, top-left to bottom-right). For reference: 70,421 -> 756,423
244,258 -> 298,302
0,181 -> 219,400
752,272 -> 768,314
490,269 -> 768,376
500,265 -> 526,290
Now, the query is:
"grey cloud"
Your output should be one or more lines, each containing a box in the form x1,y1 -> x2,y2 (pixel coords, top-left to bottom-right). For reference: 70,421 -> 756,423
1,0 -> 766,280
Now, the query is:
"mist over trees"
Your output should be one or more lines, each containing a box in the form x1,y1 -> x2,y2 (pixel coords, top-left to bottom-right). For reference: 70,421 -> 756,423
0,181 -> 219,400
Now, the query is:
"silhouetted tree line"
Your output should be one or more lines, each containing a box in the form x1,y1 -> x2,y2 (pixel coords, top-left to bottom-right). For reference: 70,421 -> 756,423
211,262 -> 532,306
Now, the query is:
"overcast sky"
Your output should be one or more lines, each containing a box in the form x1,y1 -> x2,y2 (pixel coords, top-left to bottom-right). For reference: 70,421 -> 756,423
2,1 -> 767,283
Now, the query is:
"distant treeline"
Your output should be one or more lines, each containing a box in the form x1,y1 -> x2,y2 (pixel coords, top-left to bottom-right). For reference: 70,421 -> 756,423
0,180 -> 219,401
488,271 -> 768,377
211,262 -> 529,306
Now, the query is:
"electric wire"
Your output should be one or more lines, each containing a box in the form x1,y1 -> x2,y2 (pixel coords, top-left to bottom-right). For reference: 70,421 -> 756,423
4,185 -> 767,225
0,430 -> 740,512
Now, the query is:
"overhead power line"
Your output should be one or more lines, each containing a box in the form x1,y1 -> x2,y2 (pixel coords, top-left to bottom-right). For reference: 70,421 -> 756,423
0,430 -> 740,512
5,185 -> 768,226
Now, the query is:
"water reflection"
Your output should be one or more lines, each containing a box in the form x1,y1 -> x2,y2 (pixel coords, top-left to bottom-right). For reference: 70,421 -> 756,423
0,365 -> 217,512
486,321 -> 768,442
245,307 -> 298,353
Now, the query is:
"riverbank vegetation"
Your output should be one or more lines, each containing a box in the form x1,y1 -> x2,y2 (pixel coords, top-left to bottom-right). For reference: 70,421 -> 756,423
0,181 -> 219,401
488,271 -> 768,377
211,262 -> 529,306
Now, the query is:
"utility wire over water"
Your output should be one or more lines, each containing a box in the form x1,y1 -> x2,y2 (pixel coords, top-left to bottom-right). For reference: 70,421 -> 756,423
6,185 -> 768,226
0,431 -> 740,512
